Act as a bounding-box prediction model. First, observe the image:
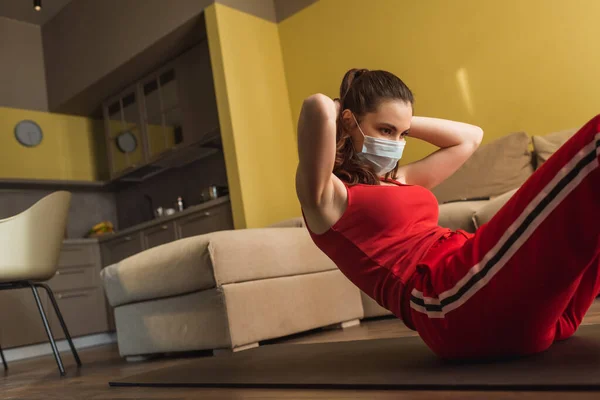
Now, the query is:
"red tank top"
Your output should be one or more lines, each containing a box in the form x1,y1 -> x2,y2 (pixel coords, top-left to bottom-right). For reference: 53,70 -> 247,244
304,179 -> 452,319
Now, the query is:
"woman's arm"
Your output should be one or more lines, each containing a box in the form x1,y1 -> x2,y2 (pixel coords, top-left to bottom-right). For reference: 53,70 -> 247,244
295,94 -> 339,209
395,116 -> 484,189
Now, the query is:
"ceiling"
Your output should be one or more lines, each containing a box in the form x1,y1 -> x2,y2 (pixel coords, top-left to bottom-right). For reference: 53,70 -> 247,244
0,0 -> 73,26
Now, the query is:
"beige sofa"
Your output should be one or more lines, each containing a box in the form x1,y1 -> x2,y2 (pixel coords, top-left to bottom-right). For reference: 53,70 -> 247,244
100,126 -> 577,358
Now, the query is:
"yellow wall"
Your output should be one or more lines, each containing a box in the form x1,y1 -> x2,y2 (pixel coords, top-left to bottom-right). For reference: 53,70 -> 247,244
205,3 -> 300,229
0,107 -> 107,181
278,0 -> 600,164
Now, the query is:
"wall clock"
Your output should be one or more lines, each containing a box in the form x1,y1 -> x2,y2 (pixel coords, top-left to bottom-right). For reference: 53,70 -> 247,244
116,131 -> 138,153
14,120 -> 43,147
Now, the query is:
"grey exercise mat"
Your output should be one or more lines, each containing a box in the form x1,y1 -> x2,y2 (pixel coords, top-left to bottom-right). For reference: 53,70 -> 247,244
110,323 -> 600,390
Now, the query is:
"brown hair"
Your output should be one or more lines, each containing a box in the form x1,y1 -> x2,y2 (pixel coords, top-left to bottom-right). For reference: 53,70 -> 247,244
333,68 -> 414,185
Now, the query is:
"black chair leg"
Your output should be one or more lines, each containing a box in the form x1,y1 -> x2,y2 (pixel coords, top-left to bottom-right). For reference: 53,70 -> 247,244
29,283 -> 65,376
0,344 -> 7,370
35,283 -> 81,367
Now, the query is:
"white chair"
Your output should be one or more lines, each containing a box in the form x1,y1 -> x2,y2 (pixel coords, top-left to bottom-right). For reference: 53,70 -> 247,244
0,191 -> 81,376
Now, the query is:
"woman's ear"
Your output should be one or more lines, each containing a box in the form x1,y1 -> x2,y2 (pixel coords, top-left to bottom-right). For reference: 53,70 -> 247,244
340,109 -> 356,131
340,109 -> 363,152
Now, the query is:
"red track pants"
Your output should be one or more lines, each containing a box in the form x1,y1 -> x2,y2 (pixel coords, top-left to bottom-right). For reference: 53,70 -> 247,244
405,114 -> 600,360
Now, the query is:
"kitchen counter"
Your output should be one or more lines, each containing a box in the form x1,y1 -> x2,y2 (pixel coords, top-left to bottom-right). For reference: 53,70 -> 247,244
63,196 -> 231,244
63,237 -> 100,245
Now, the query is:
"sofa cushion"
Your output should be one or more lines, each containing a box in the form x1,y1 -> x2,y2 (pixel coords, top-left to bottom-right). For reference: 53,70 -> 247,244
438,200 -> 488,233
101,227 -> 336,307
207,227 -> 336,285
472,188 -> 519,230
532,128 -> 577,168
431,132 -> 533,203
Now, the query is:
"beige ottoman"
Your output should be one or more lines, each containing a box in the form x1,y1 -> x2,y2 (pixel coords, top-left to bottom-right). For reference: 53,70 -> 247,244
100,227 -> 364,358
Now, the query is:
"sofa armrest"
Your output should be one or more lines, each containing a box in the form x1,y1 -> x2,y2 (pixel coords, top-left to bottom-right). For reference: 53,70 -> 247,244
100,227 -> 337,307
267,217 -> 305,228
100,234 -> 217,307
438,200 -> 488,233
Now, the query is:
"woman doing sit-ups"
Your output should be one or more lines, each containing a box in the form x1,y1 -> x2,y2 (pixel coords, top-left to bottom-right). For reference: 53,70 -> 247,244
296,68 -> 600,359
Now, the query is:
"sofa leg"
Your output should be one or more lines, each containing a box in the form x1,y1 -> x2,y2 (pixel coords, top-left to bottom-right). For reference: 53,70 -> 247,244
340,319 -> 361,329
125,355 -> 158,363
213,342 -> 259,356
324,318 -> 361,330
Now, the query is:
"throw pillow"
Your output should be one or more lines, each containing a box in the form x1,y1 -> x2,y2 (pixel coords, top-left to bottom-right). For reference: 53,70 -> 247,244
431,132 -> 533,204
532,128 -> 577,169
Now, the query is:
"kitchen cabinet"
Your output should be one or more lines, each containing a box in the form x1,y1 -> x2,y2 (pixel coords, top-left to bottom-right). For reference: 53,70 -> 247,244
102,40 -> 220,181
46,242 -> 110,340
103,88 -> 148,178
143,221 -> 177,249
100,232 -> 144,266
56,242 -> 98,268
176,202 -> 233,239
140,67 -> 182,161
0,289 -> 49,348
47,264 -> 97,293
48,288 -> 108,340
0,241 -> 110,350
176,40 -> 220,146
100,199 -> 233,266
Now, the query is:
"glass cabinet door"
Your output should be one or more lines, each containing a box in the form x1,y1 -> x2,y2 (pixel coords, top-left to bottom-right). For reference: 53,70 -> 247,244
104,90 -> 145,177
142,68 -> 184,161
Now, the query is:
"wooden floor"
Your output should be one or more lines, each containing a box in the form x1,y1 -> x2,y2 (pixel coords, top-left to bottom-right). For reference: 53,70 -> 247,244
3,301 -> 600,399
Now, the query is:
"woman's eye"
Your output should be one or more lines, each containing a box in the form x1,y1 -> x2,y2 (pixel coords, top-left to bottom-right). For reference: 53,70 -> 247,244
381,128 -> 392,135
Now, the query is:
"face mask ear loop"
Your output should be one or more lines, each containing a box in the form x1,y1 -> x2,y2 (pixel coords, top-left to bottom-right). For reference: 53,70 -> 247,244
351,113 -> 366,139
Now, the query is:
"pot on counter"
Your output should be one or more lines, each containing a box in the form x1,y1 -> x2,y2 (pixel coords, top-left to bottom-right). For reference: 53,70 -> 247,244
201,185 -> 229,202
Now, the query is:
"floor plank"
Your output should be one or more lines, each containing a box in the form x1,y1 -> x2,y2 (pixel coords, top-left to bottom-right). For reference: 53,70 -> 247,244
2,301 -> 600,399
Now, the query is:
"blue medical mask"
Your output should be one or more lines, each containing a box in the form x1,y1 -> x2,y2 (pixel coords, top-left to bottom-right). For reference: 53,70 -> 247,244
352,114 -> 405,175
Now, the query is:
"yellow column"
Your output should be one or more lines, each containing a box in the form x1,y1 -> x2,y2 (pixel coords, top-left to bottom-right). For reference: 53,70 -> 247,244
206,3 -> 300,229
